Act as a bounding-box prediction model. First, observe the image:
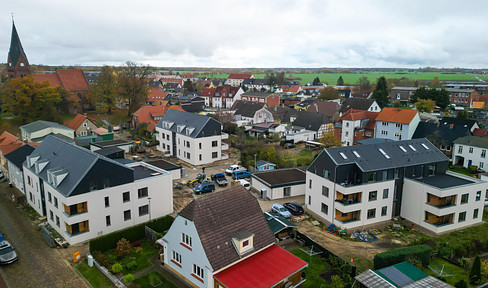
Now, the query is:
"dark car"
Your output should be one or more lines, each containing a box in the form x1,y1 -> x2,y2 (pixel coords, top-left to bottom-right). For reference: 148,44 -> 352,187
193,182 -> 215,194
283,202 -> 304,215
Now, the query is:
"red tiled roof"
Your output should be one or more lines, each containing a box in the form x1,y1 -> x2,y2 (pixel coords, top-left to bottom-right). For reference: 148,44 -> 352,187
337,109 -> 379,130
67,114 -> 98,130
160,78 -> 184,86
168,105 -> 185,112
133,105 -> 168,124
473,128 -> 488,138
32,74 -> 63,88
147,87 -> 168,101
281,85 -> 300,93
0,131 -> 25,156
228,73 -> 253,80
375,107 -> 418,124
214,245 -> 307,288
0,142 -> 24,156
146,121 -> 157,132
0,131 -> 20,146
201,87 -> 216,97
56,69 -> 89,91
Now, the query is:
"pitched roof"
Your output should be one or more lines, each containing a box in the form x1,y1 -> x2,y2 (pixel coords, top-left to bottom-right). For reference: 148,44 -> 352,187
281,85 -> 300,93
133,105 -> 169,124
263,212 -> 297,234
376,108 -> 418,124
292,111 -> 332,131
338,109 -> 379,130
181,97 -> 206,113
454,136 -> 488,149
20,120 -> 74,134
32,74 -> 63,87
307,100 -> 341,117
67,114 -> 98,130
265,105 -> 293,122
472,128 -> 488,138
439,117 -> 478,130
227,73 -> 253,79
155,109 -> 222,138
252,168 -> 306,188
56,69 -> 89,91
0,131 -> 21,146
232,100 -> 266,118
8,22 -> 28,66
147,86 -> 168,102
256,160 -> 275,167
242,91 -> 277,98
339,98 -> 376,113
413,122 -> 472,145
178,186 -> 276,271
4,144 -> 35,169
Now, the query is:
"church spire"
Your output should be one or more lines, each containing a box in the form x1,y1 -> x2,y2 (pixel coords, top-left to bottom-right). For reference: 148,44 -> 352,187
7,20 -> 31,79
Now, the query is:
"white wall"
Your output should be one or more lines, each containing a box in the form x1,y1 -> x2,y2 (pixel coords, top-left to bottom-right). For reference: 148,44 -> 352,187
452,143 -> 488,170
26,127 -> 74,142
7,161 -> 25,194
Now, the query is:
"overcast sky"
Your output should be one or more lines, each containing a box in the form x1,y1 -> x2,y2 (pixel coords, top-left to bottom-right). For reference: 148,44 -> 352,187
2,0 -> 488,68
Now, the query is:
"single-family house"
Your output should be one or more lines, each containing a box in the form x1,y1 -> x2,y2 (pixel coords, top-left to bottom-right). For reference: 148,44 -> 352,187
146,87 -> 168,106
307,100 -> 341,121
335,109 -> 379,146
132,105 -> 185,132
67,114 -> 99,137
439,117 -> 479,133
256,160 -> 276,171
247,123 -> 286,138
156,110 -> 229,166
251,168 -> 306,200
231,100 -> 266,126
286,111 -> 334,141
160,186 -> 308,288
413,121 -> 472,157
23,136 -> 173,245
240,92 -> 280,107
374,108 -> 420,141
180,96 -> 206,113
390,86 -> 418,105
20,120 -> 75,143
339,98 -> 380,116
225,73 -> 254,87
242,78 -> 271,91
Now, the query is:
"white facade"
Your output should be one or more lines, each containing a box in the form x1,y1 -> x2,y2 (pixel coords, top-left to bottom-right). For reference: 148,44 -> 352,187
7,161 -> 25,194
21,126 -> 74,142
285,130 -> 317,142
24,162 -> 173,245
162,216 -> 214,288
374,114 -> 420,141
452,143 -> 488,170
254,108 -> 274,124
340,119 -> 364,146
251,178 -> 305,200
401,173 -> 485,234
305,171 -> 394,230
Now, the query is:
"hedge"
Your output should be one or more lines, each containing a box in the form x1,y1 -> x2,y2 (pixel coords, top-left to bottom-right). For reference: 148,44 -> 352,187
373,245 -> 432,270
89,215 -> 174,253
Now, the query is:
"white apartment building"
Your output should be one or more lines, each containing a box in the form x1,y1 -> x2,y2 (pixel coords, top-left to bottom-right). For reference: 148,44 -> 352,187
156,110 -> 229,166
305,138 -> 485,234
374,108 -> 420,141
23,136 -> 173,245
452,136 -> 488,170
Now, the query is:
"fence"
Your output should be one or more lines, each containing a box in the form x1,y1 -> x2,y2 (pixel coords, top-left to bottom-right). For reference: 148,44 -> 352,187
145,226 -> 158,243
41,225 -> 56,248
296,231 -> 357,278
93,259 -> 126,288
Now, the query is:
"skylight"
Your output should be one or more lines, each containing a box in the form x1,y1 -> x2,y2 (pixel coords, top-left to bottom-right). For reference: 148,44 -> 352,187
379,148 -> 390,159
353,151 -> 361,158
421,143 -> 429,150
399,146 -> 407,153
339,152 -> 348,160
408,145 -> 417,151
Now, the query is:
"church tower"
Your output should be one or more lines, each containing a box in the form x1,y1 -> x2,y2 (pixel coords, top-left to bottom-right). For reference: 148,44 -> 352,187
7,20 -> 31,79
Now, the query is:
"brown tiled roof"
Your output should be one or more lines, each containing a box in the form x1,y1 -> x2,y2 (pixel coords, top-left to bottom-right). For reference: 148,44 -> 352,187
376,107 -> 418,124
307,100 -> 341,117
252,168 -> 306,187
178,186 -> 275,271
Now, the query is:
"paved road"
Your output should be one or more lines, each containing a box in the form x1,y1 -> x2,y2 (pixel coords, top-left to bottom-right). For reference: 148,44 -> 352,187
0,181 -> 88,288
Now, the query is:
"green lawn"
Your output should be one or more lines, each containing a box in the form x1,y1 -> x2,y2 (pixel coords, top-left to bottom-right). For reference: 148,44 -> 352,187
133,271 -> 179,288
423,258 -> 471,287
106,240 -> 157,275
448,166 -> 476,176
75,259 -> 113,288
291,249 -> 331,288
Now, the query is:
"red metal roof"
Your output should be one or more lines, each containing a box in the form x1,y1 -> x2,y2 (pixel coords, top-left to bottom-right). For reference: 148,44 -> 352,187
214,245 -> 307,288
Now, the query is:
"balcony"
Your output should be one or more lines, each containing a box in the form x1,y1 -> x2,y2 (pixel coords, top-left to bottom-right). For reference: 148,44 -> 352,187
334,209 -> 361,227
221,133 -> 229,140
335,192 -> 362,212
424,212 -> 454,228
221,153 -> 229,160
221,143 -> 229,150
64,202 -> 88,217
65,220 -> 89,237
425,194 -> 457,215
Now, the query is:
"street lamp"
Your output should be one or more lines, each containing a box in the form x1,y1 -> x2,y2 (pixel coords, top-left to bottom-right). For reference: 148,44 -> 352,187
254,154 -> 257,171
147,197 -> 152,221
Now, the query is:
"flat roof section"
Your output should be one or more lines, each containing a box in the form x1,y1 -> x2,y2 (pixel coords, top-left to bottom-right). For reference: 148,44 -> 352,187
133,165 -> 164,180
413,173 -> 475,189
147,158 -> 182,171
252,168 -> 306,188
92,139 -> 132,147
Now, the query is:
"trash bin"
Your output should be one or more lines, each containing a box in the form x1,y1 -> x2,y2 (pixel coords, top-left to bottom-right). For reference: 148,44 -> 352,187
87,254 -> 94,267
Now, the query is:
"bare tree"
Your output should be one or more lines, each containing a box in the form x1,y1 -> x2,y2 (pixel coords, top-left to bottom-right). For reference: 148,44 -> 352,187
117,61 -> 151,116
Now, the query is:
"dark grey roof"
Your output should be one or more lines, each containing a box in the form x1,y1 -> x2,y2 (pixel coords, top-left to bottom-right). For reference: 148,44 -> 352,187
156,109 -> 222,138
178,186 -> 275,271
339,98 -> 376,113
4,145 -> 35,169
93,146 -> 125,158
146,158 -> 181,171
241,91 -> 276,97
91,139 -> 133,148
413,122 -> 471,146
292,111 -> 332,131
8,22 -> 28,67
454,136 -> 488,149
252,168 -> 306,188
439,117 -> 478,130
357,138 -> 395,145
20,120 -> 74,134
180,99 -> 205,113
309,138 -> 448,173
232,100 -> 266,118
242,79 -> 269,86
24,136 -> 134,197
413,173 -> 475,189
265,105 -> 293,122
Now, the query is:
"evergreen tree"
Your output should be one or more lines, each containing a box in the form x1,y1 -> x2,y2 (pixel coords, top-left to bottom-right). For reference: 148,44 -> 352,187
312,77 -> 321,86
337,76 -> 344,86
469,255 -> 481,284
372,76 -> 389,108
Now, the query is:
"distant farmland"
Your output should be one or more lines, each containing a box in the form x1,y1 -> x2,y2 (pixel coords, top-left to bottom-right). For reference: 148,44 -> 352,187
159,70 -> 487,85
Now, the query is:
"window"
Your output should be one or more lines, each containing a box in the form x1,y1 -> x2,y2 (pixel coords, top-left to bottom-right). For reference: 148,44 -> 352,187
54,197 -> 58,208
395,123 -> 401,129
382,122 -> 388,126
481,162 -> 484,169
193,264 -> 204,280
458,146 -> 463,153
474,209 -> 479,219
138,187 -> 148,198
48,192 -> 52,203
199,143 -> 202,149
124,210 -> 131,221
181,233 -> 192,248
469,147 -> 473,154
345,131 -> 349,137
28,176 -> 31,186
80,131 -> 87,136
428,165 -> 435,176
284,187 -> 291,197
345,122 -> 349,127
383,189 -> 389,199
123,191 -> 130,202
461,193 -> 469,204
368,172 -> 377,182
482,150 -> 486,158
172,251 -> 182,266
105,196 -> 109,207
322,186 -> 329,197
199,154 -> 202,161
308,196 -> 311,205
476,191 -> 481,201
212,141 -> 218,147
139,205 -> 149,216
56,216 -> 60,227
369,191 -> 377,201
29,192 -> 33,202
106,215 -> 111,226
381,130 -> 388,135
49,210 -> 53,221
367,208 -> 376,219
381,206 -> 387,216
321,203 -> 328,215
309,180 -> 312,189
459,211 -> 466,222
212,152 -> 218,158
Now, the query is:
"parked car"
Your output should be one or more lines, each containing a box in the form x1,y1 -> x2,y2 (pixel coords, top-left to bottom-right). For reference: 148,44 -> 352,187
232,170 -> 251,180
271,203 -> 292,218
0,240 -> 18,265
283,143 -> 295,149
193,182 -> 215,194
237,179 -> 251,190
211,173 -> 228,186
225,165 -> 244,175
283,203 -> 304,215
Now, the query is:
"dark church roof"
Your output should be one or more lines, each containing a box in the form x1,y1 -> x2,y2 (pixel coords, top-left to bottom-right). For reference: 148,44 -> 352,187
8,22 -> 29,67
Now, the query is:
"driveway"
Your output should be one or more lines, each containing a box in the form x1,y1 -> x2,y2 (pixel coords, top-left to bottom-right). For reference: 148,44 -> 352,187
0,181 -> 88,288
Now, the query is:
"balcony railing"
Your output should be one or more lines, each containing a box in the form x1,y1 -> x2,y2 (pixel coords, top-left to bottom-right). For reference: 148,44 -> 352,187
426,202 -> 456,209
221,133 -> 229,140
424,220 -> 454,227
335,199 -> 361,206
221,143 -> 229,150
221,153 -> 229,160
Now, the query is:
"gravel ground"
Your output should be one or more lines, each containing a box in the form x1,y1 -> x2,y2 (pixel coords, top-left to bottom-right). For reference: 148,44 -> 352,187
0,181 -> 89,288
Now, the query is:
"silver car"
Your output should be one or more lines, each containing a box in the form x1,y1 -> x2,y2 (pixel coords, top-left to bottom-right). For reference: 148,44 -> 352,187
0,240 -> 18,265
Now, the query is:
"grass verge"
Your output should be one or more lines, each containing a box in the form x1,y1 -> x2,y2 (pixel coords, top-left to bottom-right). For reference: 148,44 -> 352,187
291,248 -> 330,288
75,259 -> 113,288
133,271 -> 178,288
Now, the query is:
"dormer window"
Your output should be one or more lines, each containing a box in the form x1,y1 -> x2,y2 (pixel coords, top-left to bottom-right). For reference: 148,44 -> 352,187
232,230 -> 254,256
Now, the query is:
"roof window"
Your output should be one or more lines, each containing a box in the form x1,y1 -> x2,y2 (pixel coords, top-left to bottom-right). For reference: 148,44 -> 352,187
352,151 -> 361,158
408,145 -> 417,151
339,152 -> 348,160
379,148 -> 390,159
399,146 -> 407,152
421,143 -> 429,150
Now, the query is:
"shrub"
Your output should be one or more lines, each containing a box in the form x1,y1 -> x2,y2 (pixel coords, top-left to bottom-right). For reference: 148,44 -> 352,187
330,275 -> 343,288
373,245 -> 432,270
125,260 -> 138,270
132,241 -> 141,247
116,238 -> 133,258
469,255 -> 482,284
112,263 -> 123,274
468,165 -> 478,173
454,279 -> 468,288
92,250 -> 112,267
459,257 -> 470,268
124,273 -> 134,283
135,247 -> 143,254
149,273 -> 162,286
